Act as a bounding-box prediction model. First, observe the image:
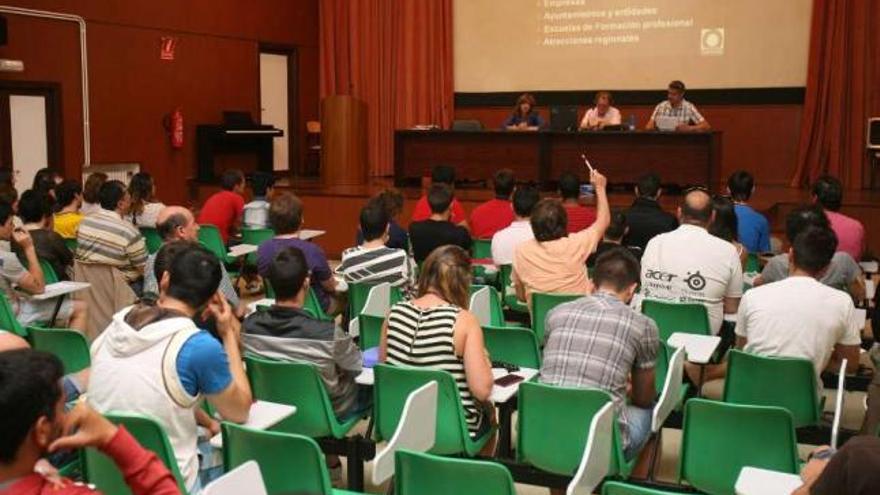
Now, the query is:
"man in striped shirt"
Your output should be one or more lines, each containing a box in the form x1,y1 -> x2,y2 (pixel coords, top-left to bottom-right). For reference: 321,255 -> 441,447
75,180 -> 147,290
336,200 -> 415,294
645,80 -> 710,132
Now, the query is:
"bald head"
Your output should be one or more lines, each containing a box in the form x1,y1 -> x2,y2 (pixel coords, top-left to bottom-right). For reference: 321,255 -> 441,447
679,189 -> 714,226
0,330 -> 30,352
157,206 -> 198,242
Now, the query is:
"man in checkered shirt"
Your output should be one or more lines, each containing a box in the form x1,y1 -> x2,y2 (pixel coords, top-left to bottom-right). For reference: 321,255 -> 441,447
646,80 -> 711,132
539,247 -> 659,468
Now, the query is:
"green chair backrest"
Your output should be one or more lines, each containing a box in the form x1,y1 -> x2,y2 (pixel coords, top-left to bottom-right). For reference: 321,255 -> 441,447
469,284 -> 507,327
240,227 -> 275,264
244,355 -> 357,438
679,399 -> 799,495
482,325 -> 540,368
517,381 -> 628,477
531,292 -> 580,345
745,252 -> 761,274
82,412 -> 187,494
349,281 -> 374,320
603,481 -> 682,495
653,341 -> 678,395
139,227 -> 163,255
38,258 -> 60,284
27,326 -> 90,374
358,313 -> 385,351
394,449 -> 516,495
197,224 -> 233,263
373,364 -> 490,456
222,423 -> 333,495
723,349 -> 821,428
0,292 -> 25,337
498,264 -> 528,313
63,238 -> 78,252
471,239 -> 492,260
304,287 -> 333,322
641,299 -> 710,342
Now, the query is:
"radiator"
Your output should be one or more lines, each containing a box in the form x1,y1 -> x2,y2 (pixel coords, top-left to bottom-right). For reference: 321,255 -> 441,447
81,163 -> 140,184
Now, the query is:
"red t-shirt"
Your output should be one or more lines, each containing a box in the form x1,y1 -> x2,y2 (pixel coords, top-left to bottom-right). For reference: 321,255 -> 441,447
564,203 -> 597,233
469,198 -> 514,239
411,196 -> 466,224
197,190 -> 244,243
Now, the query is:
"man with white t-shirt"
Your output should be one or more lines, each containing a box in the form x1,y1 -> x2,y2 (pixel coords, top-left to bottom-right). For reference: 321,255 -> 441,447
491,186 -> 540,265
687,226 -> 861,386
640,188 -> 743,335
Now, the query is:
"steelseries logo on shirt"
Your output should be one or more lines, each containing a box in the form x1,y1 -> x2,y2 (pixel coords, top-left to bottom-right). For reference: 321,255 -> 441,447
642,269 -> 709,300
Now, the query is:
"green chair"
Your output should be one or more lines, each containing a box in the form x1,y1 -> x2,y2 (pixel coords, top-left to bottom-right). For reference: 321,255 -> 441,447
469,285 -> 512,328
497,264 -> 529,313
63,238 -> 78,253
723,349 -> 821,428
471,239 -> 492,260
482,325 -> 541,368
679,399 -> 799,495
517,381 -> 633,478
240,227 -> 274,264
358,313 -> 385,351
653,340 -> 690,402
197,224 -> 235,264
304,287 -> 333,322
348,282 -> 374,321
139,227 -> 163,255
641,299 -> 710,342
27,326 -> 90,374
0,292 -> 26,337
394,449 -> 516,495
244,356 -> 361,439
222,423 -> 360,495
82,412 -> 187,494
373,364 -> 492,457
531,292 -> 580,345
39,258 -> 60,284
745,252 -> 761,274
603,481 -> 682,494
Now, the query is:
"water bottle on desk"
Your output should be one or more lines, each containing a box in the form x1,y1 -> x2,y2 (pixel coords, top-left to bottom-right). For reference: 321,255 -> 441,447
627,115 -> 636,131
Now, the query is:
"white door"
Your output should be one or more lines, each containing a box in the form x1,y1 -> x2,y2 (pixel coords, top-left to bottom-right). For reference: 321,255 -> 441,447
9,95 -> 48,189
259,53 -> 289,171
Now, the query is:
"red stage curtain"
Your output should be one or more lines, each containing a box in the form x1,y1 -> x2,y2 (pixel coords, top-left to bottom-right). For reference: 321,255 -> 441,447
792,0 -> 876,188
319,0 -> 453,177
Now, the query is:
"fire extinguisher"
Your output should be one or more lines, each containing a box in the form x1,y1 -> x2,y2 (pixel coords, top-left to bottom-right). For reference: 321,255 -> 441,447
163,108 -> 184,149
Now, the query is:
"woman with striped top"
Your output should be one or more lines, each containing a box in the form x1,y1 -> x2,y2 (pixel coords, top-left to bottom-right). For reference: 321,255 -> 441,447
379,245 -> 494,442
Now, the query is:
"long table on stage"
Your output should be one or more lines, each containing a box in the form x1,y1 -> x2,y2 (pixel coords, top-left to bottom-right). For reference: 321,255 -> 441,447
394,130 -> 722,188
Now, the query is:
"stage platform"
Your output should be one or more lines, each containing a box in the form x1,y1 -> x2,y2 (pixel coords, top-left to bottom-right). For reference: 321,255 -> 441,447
191,178 -> 880,260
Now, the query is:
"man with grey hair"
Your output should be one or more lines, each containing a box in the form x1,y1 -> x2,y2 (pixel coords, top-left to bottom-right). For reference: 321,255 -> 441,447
144,206 -> 241,312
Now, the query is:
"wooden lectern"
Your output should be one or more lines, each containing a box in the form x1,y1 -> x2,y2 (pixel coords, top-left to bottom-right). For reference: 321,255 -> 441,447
320,96 -> 368,185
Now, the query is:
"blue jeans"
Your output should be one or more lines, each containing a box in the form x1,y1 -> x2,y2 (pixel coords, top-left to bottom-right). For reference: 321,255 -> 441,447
623,405 -> 653,461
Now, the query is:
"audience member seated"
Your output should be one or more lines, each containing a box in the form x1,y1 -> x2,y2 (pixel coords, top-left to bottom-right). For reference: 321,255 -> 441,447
813,175 -> 864,260
709,195 -> 748,268
0,329 -> 89,406
53,179 -> 84,239
0,185 -> 22,231
197,169 -> 245,244
727,170 -> 770,253
491,185 -> 539,265
0,201 -> 86,332
469,169 -> 515,239
409,184 -> 472,264
541,248 -> 658,467
380,245 -> 494,447
15,190 -> 74,280
144,206 -> 241,312
75,180 -> 147,291
337,201 -> 415,294
356,189 -> 409,250
410,165 -> 466,225
640,188 -> 742,335
794,437 -> 880,495
623,172 -> 678,253
688,227 -> 860,389
80,172 -> 108,216
128,172 -> 166,228
0,350 -> 180,495
586,210 -> 642,268
558,171 -> 596,233
31,169 -> 62,201
242,171 -> 275,229
88,243 -> 252,492
513,170 -> 609,304
256,192 -> 340,314
756,205 -> 864,300
244,246 -> 364,418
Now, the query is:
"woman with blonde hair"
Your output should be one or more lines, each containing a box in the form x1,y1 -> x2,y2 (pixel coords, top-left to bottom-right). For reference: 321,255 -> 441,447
379,245 -> 495,445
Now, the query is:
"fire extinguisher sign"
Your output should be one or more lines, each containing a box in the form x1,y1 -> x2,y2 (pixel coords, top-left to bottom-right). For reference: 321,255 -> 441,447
160,36 -> 177,61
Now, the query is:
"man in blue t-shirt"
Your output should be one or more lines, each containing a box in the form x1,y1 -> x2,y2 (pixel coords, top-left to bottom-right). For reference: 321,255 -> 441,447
727,170 -> 771,253
88,242 -> 253,492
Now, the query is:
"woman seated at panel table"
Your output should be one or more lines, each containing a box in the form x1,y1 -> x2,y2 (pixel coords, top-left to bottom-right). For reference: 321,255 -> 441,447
502,93 -> 545,131
579,90 -> 621,130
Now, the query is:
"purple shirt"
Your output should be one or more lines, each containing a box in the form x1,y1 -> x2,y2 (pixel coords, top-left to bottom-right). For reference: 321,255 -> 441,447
257,237 -> 333,311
